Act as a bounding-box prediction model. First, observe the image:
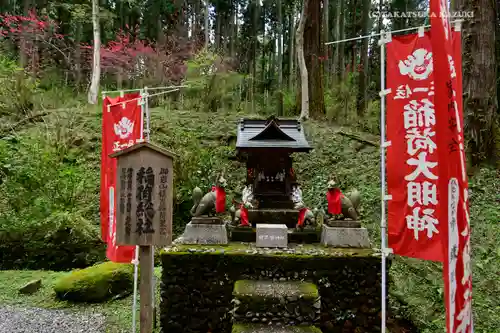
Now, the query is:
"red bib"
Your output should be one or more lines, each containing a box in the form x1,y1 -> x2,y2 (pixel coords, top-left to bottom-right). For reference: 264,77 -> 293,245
239,204 -> 250,226
297,207 -> 307,227
327,188 -> 343,215
212,186 -> 226,213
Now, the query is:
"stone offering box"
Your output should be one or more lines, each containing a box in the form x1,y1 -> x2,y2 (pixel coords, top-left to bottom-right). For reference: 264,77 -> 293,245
160,243 -> 388,333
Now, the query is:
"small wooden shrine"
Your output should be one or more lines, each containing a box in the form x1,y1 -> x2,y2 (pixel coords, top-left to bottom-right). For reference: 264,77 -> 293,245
236,116 -> 312,227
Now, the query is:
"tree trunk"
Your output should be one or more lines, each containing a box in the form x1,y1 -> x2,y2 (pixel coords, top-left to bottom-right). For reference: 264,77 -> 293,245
333,0 -> 345,83
75,23 -> 82,87
230,0 -> 237,57
88,0 -> 101,104
19,0 -> 30,69
215,9 -> 221,50
462,0 -> 498,164
356,0 -> 370,116
296,0 -> 309,120
193,0 -> 200,39
302,0 -> 325,117
288,9 -> 295,90
204,0 -> 209,49
251,0 -> 259,112
277,0 -> 284,116
323,0 -> 329,87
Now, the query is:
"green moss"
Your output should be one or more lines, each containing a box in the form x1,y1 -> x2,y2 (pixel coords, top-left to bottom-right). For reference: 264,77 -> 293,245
53,261 -> 134,303
232,323 -> 322,333
234,280 -> 318,301
161,242 -> 376,259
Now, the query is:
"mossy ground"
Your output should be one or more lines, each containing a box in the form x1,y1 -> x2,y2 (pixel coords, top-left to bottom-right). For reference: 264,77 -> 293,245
0,268 -> 163,333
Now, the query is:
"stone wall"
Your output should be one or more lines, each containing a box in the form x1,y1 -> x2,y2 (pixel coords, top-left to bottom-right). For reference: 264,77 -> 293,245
160,244 -> 389,333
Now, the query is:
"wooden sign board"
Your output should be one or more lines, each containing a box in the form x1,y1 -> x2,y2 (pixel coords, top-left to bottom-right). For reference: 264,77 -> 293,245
110,142 -> 175,246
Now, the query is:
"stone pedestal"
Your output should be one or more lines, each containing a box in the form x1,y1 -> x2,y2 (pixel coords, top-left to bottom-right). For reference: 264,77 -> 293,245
256,224 -> 287,248
326,220 -> 361,228
173,222 -> 228,245
191,216 -> 222,224
321,225 -> 370,248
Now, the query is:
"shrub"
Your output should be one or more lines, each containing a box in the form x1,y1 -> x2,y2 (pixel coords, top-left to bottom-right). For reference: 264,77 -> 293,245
53,261 -> 134,302
0,134 -> 104,270
0,55 -> 38,116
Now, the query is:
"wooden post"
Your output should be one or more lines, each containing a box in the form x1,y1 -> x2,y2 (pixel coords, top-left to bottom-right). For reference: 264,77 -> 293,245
110,142 -> 176,333
140,245 -> 153,333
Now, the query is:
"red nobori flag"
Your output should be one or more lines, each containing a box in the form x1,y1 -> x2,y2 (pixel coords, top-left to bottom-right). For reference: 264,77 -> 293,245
429,2 -> 473,331
386,32 -> 442,262
100,93 -> 143,263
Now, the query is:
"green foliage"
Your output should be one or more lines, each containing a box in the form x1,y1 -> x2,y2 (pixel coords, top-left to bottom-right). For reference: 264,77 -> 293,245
184,50 -> 245,112
0,114 -> 103,270
0,55 -> 39,116
53,262 -> 134,303
325,73 -> 358,124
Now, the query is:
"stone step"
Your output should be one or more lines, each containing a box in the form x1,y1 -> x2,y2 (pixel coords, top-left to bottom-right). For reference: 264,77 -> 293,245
232,280 -> 321,326
232,323 -> 322,333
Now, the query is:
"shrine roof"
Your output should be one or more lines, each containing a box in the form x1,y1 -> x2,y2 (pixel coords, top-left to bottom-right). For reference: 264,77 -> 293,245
236,116 -> 312,151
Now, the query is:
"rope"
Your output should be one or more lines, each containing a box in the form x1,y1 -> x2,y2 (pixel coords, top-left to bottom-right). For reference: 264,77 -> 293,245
102,85 -> 189,94
106,88 -> 180,108
325,19 -> 464,45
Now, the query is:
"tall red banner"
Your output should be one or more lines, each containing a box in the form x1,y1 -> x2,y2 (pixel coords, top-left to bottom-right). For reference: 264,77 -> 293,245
386,30 -> 466,264
429,2 -> 473,332
100,93 -> 143,263
386,32 -> 441,262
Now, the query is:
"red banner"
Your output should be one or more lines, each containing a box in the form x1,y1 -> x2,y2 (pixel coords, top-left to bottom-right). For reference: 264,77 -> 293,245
100,93 -> 143,263
429,2 -> 473,332
386,32 -> 441,261
386,30 -> 466,264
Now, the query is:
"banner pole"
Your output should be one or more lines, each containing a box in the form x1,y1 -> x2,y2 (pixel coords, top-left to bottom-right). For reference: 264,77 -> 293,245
379,30 -> 388,333
140,89 -> 145,142
145,86 -> 150,142
132,246 -> 140,333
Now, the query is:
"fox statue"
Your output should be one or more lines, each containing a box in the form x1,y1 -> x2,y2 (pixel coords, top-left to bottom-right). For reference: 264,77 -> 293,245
326,179 -> 361,220
190,172 -> 227,217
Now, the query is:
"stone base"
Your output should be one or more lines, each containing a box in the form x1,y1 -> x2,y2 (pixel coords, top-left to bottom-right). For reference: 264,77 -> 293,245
191,216 -> 222,224
256,224 -> 287,248
321,225 -> 370,248
173,222 -> 228,245
326,219 -> 361,228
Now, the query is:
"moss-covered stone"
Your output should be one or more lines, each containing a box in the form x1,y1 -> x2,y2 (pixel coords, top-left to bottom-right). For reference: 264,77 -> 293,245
53,261 -> 134,302
232,324 -> 322,333
234,280 -> 318,301
160,242 -> 388,333
233,280 -> 320,326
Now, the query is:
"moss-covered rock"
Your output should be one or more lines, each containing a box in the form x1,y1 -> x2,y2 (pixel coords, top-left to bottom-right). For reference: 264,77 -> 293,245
233,280 -> 321,326
234,280 -> 319,301
53,261 -> 134,302
232,323 -> 322,333
160,242 -> 386,333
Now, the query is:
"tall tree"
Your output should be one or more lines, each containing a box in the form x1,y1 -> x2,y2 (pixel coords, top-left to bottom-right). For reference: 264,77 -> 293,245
88,0 -> 100,104
302,0 -> 325,117
288,7 -> 295,90
333,0 -> 345,83
462,0 -> 499,164
323,0 -> 329,87
297,0 -> 309,120
204,0 -> 209,48
277,0 -> 284,115
356,0 -> 371,115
